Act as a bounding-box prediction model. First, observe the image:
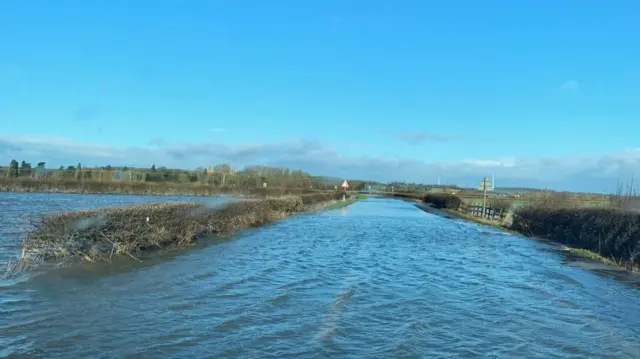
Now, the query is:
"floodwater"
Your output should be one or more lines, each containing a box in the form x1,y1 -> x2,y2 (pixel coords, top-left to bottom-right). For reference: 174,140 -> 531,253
1,194 -> 640,358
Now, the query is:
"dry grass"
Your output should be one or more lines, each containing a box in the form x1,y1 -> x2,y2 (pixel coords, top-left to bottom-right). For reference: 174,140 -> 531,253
0,177 -> 331,197
6,192 -> 344,275
607,178 -> 640,211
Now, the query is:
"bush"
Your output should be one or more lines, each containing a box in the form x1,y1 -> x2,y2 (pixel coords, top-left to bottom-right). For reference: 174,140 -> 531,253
388,192 -> 423,201
12,192 -> 344,272
487,199 -> 513,212
422,194 -> 463,209
511,206 -> 640,271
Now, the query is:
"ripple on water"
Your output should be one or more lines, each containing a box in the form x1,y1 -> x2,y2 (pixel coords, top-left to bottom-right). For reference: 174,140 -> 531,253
1,195 -> 640,358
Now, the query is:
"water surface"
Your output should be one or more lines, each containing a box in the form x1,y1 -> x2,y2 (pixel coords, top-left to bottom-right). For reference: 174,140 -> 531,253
1,194 -> 640,358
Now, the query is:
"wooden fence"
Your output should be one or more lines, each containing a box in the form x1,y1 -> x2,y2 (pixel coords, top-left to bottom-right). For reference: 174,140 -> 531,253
458,203 -> 507,221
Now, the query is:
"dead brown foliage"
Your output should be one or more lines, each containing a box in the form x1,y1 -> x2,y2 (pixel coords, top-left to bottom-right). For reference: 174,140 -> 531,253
10,192 -> 344,273
0,178 -> 327,197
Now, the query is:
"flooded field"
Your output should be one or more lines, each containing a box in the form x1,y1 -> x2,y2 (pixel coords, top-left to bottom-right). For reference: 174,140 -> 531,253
1,193 -> 640,358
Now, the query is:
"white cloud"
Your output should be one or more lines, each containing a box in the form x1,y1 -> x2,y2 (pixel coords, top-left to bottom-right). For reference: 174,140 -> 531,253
1,135 -> 639,193
560,79 -> 580,91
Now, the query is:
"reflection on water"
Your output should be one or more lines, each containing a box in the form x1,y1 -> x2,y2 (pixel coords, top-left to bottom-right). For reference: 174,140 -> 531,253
1,193 -> 640,358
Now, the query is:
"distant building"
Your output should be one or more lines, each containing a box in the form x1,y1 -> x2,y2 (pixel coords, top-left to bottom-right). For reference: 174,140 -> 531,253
34,163 -> 48,180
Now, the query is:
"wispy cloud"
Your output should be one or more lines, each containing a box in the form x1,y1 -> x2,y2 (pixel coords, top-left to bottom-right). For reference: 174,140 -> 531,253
210,128 -> 225,133
1,135 -> 639,192
560,79 -> 580,91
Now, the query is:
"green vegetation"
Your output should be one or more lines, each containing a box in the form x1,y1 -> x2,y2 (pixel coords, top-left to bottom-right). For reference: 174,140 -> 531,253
317,192 -> 367,211
324,199 -> 356,210
389,192 -> 463,209
8,192 -> 345,275
422,193 -> 463,209
562,247 -> 619,267
510,205 -> 640,272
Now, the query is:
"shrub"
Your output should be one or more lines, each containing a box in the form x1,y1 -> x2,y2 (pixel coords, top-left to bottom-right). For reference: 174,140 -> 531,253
511,206 -> 640,271
388,192 -> 423,201
422,194 -> 463,209
11,192 -> 344,272
487,199 -> 513,213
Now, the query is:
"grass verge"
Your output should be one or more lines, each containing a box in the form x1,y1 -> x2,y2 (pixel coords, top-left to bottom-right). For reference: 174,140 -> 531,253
324,199 -> 357,210
562,247 -> 620,267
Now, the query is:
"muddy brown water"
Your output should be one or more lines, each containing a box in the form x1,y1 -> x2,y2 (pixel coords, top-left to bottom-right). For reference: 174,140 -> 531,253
1,193 -> 640,358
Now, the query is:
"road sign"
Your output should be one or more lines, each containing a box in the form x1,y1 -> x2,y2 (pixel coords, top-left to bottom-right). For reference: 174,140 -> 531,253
478,177 -> 492,191
341,180 -> 349,189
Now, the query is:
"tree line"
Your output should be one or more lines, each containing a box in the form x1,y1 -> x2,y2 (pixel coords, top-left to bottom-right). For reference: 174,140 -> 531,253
2,159 -> 375,190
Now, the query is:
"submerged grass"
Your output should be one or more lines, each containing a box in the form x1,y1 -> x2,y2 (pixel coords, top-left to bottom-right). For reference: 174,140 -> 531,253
7,192 -> 344,275
324,199 -> 357,210
562,247 -> 620,267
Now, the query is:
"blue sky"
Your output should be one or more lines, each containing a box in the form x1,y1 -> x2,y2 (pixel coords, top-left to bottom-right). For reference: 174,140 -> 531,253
1,0 -> 639,192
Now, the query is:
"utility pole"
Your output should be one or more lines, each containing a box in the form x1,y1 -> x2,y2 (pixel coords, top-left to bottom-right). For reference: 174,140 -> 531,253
481,176 -> 490,218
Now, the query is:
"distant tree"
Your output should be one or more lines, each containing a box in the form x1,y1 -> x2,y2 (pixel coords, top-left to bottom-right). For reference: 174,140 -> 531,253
37,162 -> 46,167
9,159 -> 19,177
67,165 -> 75,171
20,160 -> 31,170
122,166 -> 129,171
105,165 -> 112,171
59,166 -> 64,171
213,163 -> 231,174
151,164 -> 157,172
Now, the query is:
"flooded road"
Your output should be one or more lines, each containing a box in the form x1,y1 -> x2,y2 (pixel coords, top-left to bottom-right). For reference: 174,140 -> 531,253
1,194 -> 640,358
